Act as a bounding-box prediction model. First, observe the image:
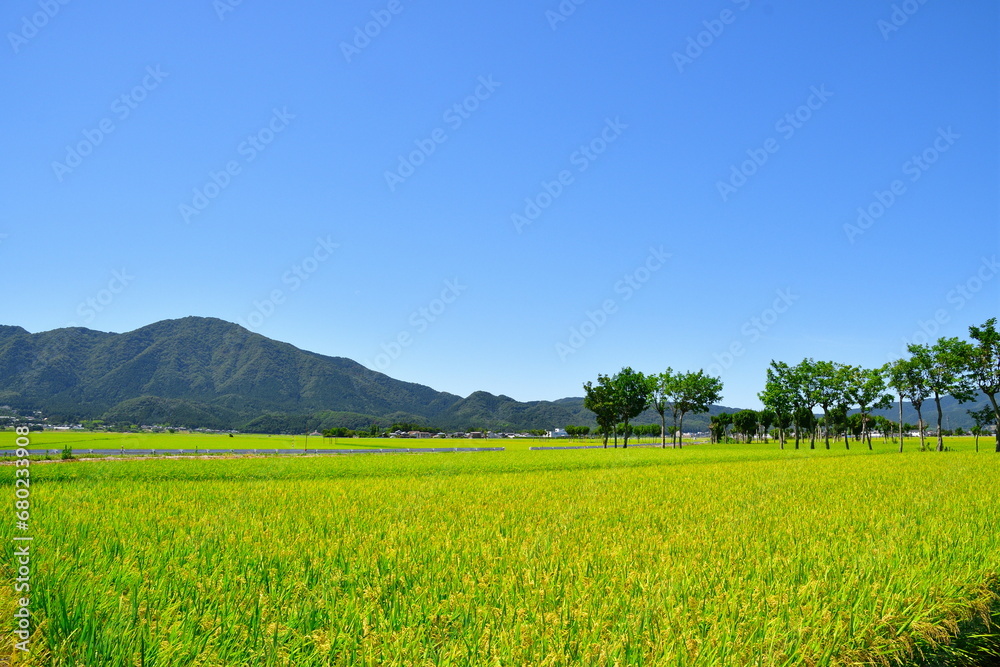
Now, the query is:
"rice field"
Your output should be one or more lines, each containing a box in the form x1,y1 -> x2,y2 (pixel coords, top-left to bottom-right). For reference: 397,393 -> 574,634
1,439 -> 998,665
0,430 -> 705,458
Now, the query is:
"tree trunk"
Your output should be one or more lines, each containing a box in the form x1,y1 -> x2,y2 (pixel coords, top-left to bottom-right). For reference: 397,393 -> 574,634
898,394 -> 904,453
678,413 -> 685,449
987,393 -> 1000,453
660,412 -> 666,448
914,405 -> 925,451
934,392 -> 944,452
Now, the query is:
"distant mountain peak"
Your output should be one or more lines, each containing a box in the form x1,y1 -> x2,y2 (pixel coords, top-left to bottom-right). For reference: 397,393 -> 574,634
0,317 -> 777,432
0,317 -> 592,431
0,325 -> 28,338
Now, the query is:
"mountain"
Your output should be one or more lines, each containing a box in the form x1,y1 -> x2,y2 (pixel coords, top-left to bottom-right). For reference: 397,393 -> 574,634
10,317 -> 980,434
867,394 -> 994,432
0,317 -> 626,432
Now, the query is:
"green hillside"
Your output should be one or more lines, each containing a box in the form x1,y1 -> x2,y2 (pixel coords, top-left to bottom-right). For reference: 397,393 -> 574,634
0,317 -> 627,432
8,316 -> 981,434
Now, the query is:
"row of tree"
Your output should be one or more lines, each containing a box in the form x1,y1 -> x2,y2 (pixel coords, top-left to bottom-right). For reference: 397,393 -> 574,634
582,367 -> 724,448
758,319 -> 999,452
583,318 -> 1000,453
707,409 -> 992,449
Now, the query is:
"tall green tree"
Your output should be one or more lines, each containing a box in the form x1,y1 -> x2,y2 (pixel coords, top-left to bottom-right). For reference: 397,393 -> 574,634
649,368 -> 677,448
757,408 -> 775,444
810,360 -> 852,449
708,414 -> 724,443
832,364 -> 858,449
911,339 -> 976,452
674,370 -> 724,449
764,359 -> 814,449
775,409 -> 792,447
759,362 -> 794,449
714,412 -> 733,443
583,374 -> 617,448
884,355 -> 931,451
610,367 -> 651,449
666,373 -> 685,448
966,318 -> 1000,453
883,360 -> 906,453
732,409 -> 758,443
846,366 -> 893,450
792,358 -> 822,449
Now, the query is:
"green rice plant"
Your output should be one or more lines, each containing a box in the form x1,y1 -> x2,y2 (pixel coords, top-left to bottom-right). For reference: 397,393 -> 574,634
0,444 -> 997,665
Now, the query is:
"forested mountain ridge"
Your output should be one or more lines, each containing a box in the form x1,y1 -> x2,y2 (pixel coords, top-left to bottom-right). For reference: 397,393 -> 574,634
0,317 -> 630,431
1,317 -> 986,433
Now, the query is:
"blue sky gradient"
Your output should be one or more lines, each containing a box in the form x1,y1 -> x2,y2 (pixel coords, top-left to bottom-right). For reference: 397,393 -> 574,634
4,0 -> 998,408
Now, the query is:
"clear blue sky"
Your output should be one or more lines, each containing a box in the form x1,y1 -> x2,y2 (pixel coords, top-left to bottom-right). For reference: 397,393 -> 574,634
3,1 -> 998,409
